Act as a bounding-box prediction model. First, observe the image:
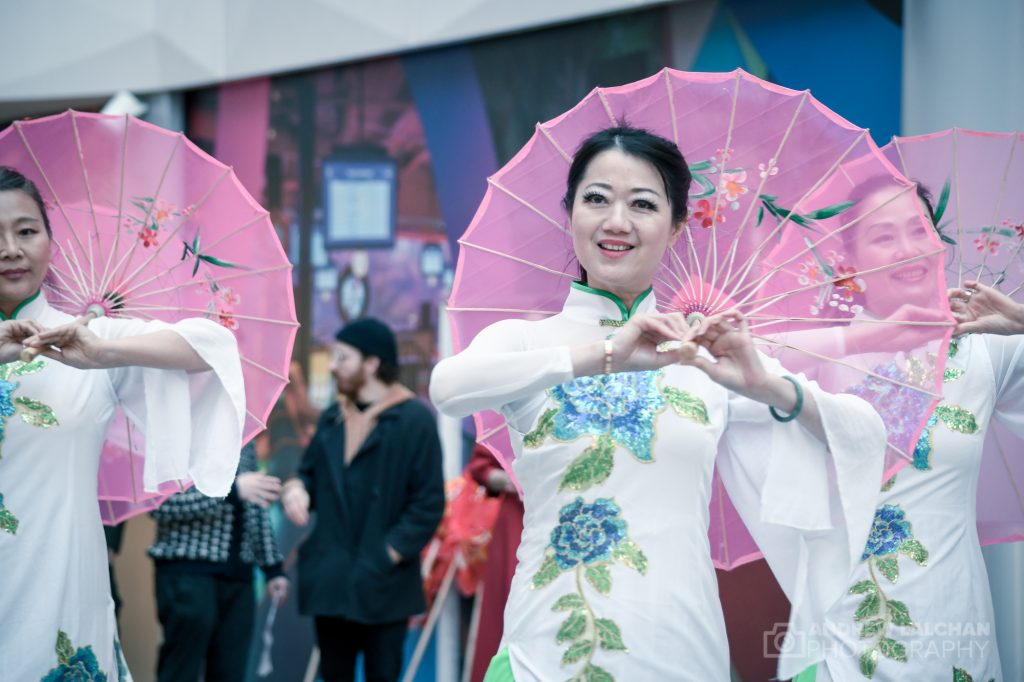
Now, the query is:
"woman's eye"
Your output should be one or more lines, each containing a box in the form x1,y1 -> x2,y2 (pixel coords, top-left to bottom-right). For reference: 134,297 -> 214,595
582,192 -> 606,205
633,199 -> 657,211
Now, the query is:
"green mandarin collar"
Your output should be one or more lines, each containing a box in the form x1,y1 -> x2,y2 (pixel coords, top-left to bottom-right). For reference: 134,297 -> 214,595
0,289 -> 43,321
567,282 -> 654,326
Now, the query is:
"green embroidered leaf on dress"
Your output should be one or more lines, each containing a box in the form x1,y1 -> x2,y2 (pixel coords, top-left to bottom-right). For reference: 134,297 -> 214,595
662,386 -> 710,425
953,668 -> 973,682
849,580 -> 877,595
943,368 -> 965,383
584,563 -> 612,596
859,648 -> 878,678
0,493 -> 17,535
611,539 -> 648,575
12,359 -> 45,377
880,475 -> 897,492
947,337 -> 960,359
876,556 -> 899,583
888,600 -> 914,628
899,539 -> 929,566
14,396 -> 59,428
56,630 -> 74,666
585,663 -> 614,682
532,554 -> 562,589
562,639 -> 594,665
934,404 -> 978,435
557,610 -> 587,644
860,619 -> 885,639
854,593 -> 881,621
878,636 -> 907,662
595,618 -> 627,652
524,408 -> 558,449
552,593 -> 586,612
559,434 -> 615,493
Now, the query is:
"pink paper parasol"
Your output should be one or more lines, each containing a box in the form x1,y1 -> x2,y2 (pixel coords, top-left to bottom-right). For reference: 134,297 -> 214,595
0,110 -> 298,524
447,68 -> 954,569
884,128 -> 1024,546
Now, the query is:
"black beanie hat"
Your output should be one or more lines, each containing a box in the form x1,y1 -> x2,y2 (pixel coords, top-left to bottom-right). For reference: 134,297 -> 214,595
335,318 -> 398,366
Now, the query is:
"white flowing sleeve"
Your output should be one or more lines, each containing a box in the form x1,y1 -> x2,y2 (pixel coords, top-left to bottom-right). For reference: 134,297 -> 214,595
985,333 -> 1024,434
94,316 -> 245,498
429,319 -> 574,419
714,353 -> 886,678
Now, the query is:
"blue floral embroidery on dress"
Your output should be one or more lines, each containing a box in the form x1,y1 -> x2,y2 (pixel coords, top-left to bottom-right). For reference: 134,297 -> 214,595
549,371 -> 664,462
862,505 -> 913,560
0,360 -> 56,536
849,505 -> 929,677
912,413 -> 939,470
43,631 -> 108,681
846,362 -> 932,455
550,498 -> 628,570
0,376 -> 17,438
533,498 -> 647,680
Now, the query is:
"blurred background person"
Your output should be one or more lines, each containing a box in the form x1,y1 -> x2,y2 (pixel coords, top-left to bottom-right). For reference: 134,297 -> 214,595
149,443 -> 288,682
282,318 -> 445,682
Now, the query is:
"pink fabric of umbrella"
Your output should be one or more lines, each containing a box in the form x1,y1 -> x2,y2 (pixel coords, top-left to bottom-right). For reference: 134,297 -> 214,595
0,110 -> 298,524
447,68 -> 954,569
883,128 -> 1024,546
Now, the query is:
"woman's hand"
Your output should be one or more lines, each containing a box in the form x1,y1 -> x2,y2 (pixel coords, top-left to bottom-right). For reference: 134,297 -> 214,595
684,311 -> 772,398
0,320 -> 43,363
846,304 -> 953,354
22,321 -> 110,369
949,281 -> 1024,336
611,312 -> 703,372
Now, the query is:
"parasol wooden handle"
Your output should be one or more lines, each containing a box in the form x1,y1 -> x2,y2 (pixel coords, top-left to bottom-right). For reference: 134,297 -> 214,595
20,304 -> 106,362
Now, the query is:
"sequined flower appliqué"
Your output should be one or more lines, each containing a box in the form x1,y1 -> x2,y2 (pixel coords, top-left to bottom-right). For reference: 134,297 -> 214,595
846,360 -> 934,458
523,371 -> 708,492
953,666 -> 994,682
0,359 -> 57,536
42,630 -> 107,681
532,498 -> 647,681
911,350 -> 976,470
850,504 -> 929,678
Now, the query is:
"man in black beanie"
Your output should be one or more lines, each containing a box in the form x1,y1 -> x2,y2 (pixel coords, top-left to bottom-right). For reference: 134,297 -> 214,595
282,318 -> 444,682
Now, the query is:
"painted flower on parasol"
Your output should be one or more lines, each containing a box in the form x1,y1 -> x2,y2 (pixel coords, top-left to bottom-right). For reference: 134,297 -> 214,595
446,68 -> 954,570
0,110 -> 298,523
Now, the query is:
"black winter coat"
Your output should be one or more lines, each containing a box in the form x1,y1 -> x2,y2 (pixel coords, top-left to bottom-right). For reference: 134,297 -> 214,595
295,397 -> 445,623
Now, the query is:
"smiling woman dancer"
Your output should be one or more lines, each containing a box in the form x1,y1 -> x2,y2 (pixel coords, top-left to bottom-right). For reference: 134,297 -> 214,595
777,180 -> 1024,681
430,127 -> 887,681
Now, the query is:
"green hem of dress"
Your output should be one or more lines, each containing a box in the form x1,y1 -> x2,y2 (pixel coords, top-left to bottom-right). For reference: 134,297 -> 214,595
482,646 -> 515,682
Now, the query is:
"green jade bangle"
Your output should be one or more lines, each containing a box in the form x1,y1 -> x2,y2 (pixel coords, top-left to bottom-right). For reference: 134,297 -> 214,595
769,375 -> 803,423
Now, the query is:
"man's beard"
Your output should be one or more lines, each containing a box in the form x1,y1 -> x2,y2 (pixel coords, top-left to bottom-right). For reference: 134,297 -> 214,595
336,371 -> 366,402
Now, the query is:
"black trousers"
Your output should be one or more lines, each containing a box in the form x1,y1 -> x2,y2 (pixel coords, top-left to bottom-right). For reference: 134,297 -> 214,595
314,616 -> 407,682
155,569 -> 255,682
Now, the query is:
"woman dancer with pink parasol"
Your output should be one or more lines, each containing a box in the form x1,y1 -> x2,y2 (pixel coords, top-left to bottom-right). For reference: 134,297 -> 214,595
771,130 -> 1024,681
0,165 -> 246,680
430,126 -> 888,681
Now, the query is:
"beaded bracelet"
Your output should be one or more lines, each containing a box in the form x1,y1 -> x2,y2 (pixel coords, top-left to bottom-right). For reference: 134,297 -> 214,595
603,338 -> 614,375
769,375 -> 803,423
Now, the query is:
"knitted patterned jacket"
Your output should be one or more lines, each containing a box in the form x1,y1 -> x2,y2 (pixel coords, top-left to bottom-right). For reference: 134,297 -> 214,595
148,444 -> 284,573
